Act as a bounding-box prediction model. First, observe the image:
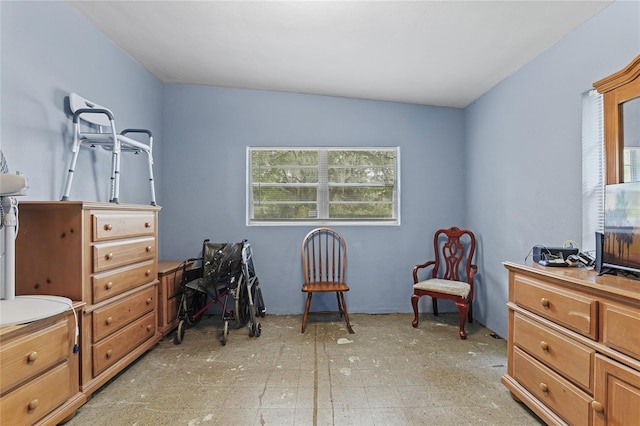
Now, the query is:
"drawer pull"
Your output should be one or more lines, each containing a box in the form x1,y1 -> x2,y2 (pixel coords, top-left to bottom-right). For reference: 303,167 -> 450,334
105,253 -> 113,261
540,341 -> 549,351
106,316 -> 113,326
147,325 -> 152,332
105,281 -> 113,290
27,399 -> 39,412
26,351 -> 38,364
146,245 -> 152,252
144,222 -> 151,228
592,401 -> 604,413
539,383 -> 549,393
145,269 -> 151,276
540,298 -> 549,308
104,223 -> 113,231
106,349 -> 113,359
146,298 -> 152,305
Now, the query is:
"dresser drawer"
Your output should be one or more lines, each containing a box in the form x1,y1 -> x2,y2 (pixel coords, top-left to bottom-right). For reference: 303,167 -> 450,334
0,320 -> 69,394
93,212 -> 155,241
93,237 -> 156,272
602,303 -> 640,362
92,260 -> 156,304
0,361 -> 73,425
513,347 -> 592,426
513,274 -> 598,339
92,286 -> 156,342
514,312 -> 595,391
93,311 -> 156,376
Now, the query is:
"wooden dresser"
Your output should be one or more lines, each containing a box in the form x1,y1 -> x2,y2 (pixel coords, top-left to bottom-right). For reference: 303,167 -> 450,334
157,260 -> 187,336
503,262 -> 640,425
0,304 -> 85,425
15,201 -> 162,397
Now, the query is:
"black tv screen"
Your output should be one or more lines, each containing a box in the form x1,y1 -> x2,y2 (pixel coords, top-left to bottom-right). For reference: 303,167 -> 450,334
603,182 -> 640,274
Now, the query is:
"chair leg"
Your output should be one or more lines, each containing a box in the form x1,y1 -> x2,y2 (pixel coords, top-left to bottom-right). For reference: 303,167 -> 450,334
468,301 -> 473,323
61,133 -> 81,201
336,292 -> 344,317
301,293 -> 312,333
411,293 -> 420,327
455,300 -> 469,340
110,148 -> 121,203
145,150 -> 157,206
432,297 -> 439,316
338,292 -> 354,334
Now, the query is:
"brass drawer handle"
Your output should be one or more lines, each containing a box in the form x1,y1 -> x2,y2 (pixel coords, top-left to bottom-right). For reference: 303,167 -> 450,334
539,383 -> 549,393
105,281 -> 113,290
145,269 -> 151,276
147,325 -> 152,332
106,349 -> 113,359
144,222 -> 151,228
27,351 -> 38,364
105,253 -> 113,261
27,399 -> 39,412
146,298 -> 152,305
540,341 -> 549,351
592,401 -> 604,413
106,316 -> 113,326
104,223 -> 113,231
540,298 -> 549,308
146,245 -> 152,252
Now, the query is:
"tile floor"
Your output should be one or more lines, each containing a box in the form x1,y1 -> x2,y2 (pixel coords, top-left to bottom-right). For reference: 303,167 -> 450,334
64,313 -> 544,425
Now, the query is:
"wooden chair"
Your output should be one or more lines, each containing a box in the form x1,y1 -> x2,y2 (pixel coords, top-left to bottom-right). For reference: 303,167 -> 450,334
301,227 -> 354,334
411,227 -> 477,339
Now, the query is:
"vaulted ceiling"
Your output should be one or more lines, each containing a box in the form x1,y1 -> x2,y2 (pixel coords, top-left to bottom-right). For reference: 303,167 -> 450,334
68,1 -> 612,108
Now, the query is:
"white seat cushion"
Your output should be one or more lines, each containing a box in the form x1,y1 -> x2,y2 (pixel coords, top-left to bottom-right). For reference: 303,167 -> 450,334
413,278 -> 470,298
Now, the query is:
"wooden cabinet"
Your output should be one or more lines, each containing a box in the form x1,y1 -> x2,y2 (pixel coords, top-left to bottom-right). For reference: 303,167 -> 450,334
503,262 -> 640,425
0,306 -> 85,425
15,201 -> 162,398
157,260 -> 187,336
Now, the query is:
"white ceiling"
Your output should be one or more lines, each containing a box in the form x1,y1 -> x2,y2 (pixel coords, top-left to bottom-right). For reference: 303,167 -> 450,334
67,0 -> 613,108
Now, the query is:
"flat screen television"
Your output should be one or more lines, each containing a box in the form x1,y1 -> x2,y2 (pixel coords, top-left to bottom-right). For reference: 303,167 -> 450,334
603,182 -> 640,275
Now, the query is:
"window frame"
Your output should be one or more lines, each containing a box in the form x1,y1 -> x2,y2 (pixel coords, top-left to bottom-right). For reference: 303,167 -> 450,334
246,146 -> 401,226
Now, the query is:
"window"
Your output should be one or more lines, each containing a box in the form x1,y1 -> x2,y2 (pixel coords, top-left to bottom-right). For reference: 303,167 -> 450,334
247,147 -> 400,225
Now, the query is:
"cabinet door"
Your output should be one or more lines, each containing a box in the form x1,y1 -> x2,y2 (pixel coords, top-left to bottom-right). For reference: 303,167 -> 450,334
594,355 -> 640,425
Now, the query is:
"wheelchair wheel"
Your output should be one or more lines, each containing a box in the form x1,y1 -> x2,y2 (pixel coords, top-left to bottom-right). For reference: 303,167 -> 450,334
233,276 -> 250,329
185,289 -> 207,326
221,321 -> 229,346
249,322 -> 261,337
174,319 -> 186,345
255,284 -> 266,318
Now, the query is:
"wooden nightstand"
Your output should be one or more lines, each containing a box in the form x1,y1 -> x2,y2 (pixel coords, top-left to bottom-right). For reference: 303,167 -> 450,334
157,260 -> 188,336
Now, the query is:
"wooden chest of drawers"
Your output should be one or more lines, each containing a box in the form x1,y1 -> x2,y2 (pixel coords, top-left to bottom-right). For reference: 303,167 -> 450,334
157,260 -> 187,336
0,306 -> 85,425
15,201 -> 162,398
503,262 -> 640,425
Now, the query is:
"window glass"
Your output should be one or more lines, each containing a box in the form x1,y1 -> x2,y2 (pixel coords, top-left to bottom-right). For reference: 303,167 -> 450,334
248,147 -> 400,225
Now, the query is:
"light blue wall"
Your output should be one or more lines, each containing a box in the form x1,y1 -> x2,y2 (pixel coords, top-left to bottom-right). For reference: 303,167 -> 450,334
465,0 -> 640,337
0,1 -> 163,205
160,84 -> 466,314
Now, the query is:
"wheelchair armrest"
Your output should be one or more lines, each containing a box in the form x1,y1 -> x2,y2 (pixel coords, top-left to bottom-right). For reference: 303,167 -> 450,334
412,260 -> 436,283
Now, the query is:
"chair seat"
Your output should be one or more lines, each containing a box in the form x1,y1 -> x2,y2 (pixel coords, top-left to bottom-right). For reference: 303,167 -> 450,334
302,281 -> 349,293
413,278 -> 470,298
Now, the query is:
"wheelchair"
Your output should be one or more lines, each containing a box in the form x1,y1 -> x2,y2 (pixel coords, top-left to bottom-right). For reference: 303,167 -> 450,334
173,239 -> 265,346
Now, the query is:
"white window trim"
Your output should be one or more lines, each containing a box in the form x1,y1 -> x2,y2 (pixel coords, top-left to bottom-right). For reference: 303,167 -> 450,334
246,146 -> 401,226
